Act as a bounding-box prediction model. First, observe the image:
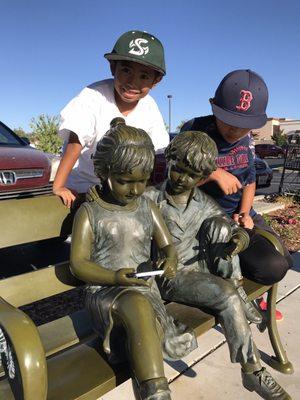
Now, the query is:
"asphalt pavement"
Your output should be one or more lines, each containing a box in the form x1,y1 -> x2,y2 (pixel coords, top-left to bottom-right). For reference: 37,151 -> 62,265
256,157 -> 299,196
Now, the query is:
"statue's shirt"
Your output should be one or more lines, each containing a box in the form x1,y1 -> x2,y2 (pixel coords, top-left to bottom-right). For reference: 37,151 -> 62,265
83,195 -> 154,272
146,183 -> 229,271
181,115 -> 256,216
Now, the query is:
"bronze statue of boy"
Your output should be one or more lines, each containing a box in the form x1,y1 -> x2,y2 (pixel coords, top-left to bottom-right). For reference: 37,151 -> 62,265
146,131 -> 291,400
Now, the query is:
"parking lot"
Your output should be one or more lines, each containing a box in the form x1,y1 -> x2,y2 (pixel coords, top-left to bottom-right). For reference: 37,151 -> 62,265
256,158 -> 300,196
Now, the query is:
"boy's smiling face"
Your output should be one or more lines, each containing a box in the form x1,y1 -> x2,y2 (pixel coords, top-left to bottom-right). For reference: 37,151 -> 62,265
168,161 -> 205,196
112,60 -> 161,107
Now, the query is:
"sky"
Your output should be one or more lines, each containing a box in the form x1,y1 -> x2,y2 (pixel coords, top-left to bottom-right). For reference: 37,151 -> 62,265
1,0 -> 300,133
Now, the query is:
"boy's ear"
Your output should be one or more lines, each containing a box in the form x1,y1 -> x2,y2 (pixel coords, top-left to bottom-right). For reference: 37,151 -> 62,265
209,97 -> 214,105
109,61 -> 116,76
152,74 -> 163,87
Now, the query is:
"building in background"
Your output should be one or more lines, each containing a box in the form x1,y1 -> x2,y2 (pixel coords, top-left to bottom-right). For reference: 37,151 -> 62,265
252,118 -> 300,144
280,120 -> 300,143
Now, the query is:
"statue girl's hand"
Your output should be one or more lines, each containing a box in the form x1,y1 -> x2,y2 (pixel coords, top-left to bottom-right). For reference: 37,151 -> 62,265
114,268 -> 150,287
160,258 -> 177,280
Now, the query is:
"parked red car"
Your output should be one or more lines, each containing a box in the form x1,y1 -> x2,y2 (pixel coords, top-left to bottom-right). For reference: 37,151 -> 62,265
254,144 -> 285,159
0,120 -> 51,199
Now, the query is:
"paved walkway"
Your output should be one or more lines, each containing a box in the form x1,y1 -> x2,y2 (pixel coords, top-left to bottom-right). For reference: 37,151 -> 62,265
101,251 -> 300,400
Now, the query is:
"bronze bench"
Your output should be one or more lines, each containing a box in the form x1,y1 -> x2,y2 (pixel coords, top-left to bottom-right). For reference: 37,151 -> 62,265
0,195 -> 294,399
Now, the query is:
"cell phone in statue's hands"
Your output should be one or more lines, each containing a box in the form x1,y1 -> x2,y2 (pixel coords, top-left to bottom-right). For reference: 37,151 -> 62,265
134,270 -> 164,278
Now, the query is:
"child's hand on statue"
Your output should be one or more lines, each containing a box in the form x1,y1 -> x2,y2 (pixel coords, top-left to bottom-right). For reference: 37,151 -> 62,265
233,213 -> 254,229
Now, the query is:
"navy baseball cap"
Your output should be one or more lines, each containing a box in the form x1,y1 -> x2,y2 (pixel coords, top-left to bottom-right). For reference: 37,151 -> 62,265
211,69 -> 268,129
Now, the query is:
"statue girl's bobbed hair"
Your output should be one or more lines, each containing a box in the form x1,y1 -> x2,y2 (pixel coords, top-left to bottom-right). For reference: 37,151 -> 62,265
93,118 -> 155,180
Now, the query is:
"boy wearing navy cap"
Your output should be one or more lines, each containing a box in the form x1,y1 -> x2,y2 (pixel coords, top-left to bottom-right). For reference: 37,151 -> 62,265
181,70 -> 293,292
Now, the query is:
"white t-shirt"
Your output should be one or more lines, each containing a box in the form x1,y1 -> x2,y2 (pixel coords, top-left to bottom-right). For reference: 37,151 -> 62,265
59,79 -> 169,193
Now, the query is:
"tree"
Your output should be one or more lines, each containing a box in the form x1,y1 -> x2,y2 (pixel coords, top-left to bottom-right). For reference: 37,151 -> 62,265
176,120 -> 188,132
250,131 -> 259,140
13,127 -> 33,145
30,114 -> 62,154
14,127 -> 28,138
271,128 -> 288,147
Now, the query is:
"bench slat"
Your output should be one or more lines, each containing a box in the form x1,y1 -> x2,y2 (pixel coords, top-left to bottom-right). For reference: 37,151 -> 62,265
0,262 -> 80,307
47,338 -> 124,400
244,278 -> 271,301
0,195 -> 72,248
38,309 -> 94,357
166,302 -> 215,335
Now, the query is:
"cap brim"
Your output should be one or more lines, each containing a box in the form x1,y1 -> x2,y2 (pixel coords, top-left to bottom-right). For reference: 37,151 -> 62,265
212,103 -> 267,129
104,53 -> 165,75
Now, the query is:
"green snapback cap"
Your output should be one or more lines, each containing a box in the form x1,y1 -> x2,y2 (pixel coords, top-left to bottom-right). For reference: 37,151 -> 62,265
104,30 -> 166,75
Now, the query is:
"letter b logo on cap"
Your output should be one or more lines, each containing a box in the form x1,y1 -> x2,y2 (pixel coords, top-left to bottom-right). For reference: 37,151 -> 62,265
236,90 -> 253,112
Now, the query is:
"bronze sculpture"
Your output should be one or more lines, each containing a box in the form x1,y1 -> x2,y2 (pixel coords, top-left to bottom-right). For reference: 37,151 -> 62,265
146,131 -> 291,400
70,118 -> 196,400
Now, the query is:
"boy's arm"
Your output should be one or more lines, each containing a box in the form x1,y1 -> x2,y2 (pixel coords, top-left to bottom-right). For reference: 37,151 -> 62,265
149,200 -> 177,279
232,182 -> 256,229
148,102 -> 169,151
53,131 -> 82,208
205,168 -> 242,195
70,206 -> 148,287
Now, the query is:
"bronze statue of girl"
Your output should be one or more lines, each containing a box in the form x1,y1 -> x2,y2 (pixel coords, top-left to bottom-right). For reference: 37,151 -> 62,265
70,118 -> 196,400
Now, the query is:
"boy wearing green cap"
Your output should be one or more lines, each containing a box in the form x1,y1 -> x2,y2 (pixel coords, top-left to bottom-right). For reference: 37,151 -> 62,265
53,30 -> 169,207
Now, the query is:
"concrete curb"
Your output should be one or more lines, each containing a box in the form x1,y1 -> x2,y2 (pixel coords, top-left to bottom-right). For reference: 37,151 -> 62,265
253,195 -> 285,215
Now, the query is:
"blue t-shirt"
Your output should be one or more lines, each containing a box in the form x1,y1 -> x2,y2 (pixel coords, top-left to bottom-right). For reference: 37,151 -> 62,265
181,115 -> 256,217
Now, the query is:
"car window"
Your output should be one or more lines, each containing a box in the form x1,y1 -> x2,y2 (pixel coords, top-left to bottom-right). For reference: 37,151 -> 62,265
0,123 -> 25,146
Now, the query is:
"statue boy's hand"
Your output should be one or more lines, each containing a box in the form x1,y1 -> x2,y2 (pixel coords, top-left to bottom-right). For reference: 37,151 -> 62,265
223,229 -> 250,259
223,237 -> 242,259
115,268 -> 149,287
161,258 -> 177,280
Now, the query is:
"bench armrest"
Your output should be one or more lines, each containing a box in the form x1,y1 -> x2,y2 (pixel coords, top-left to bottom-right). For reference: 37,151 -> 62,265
254,228 -> 284,256
0,297 -> 47,399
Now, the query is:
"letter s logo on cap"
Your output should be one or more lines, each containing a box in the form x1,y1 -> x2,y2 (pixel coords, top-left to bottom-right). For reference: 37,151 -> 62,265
128,38 -> 149,56
236,90 -> 253,112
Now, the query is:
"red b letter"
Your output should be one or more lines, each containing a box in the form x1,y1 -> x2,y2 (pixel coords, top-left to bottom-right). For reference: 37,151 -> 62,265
236,90 -> 253,112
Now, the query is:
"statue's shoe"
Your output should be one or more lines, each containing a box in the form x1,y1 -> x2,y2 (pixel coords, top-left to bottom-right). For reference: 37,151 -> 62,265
242,368 -> 292,400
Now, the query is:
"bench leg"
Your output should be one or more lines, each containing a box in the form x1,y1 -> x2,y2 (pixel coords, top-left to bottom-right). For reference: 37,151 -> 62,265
0,299 -> 48,400
266,284 -> 294,374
